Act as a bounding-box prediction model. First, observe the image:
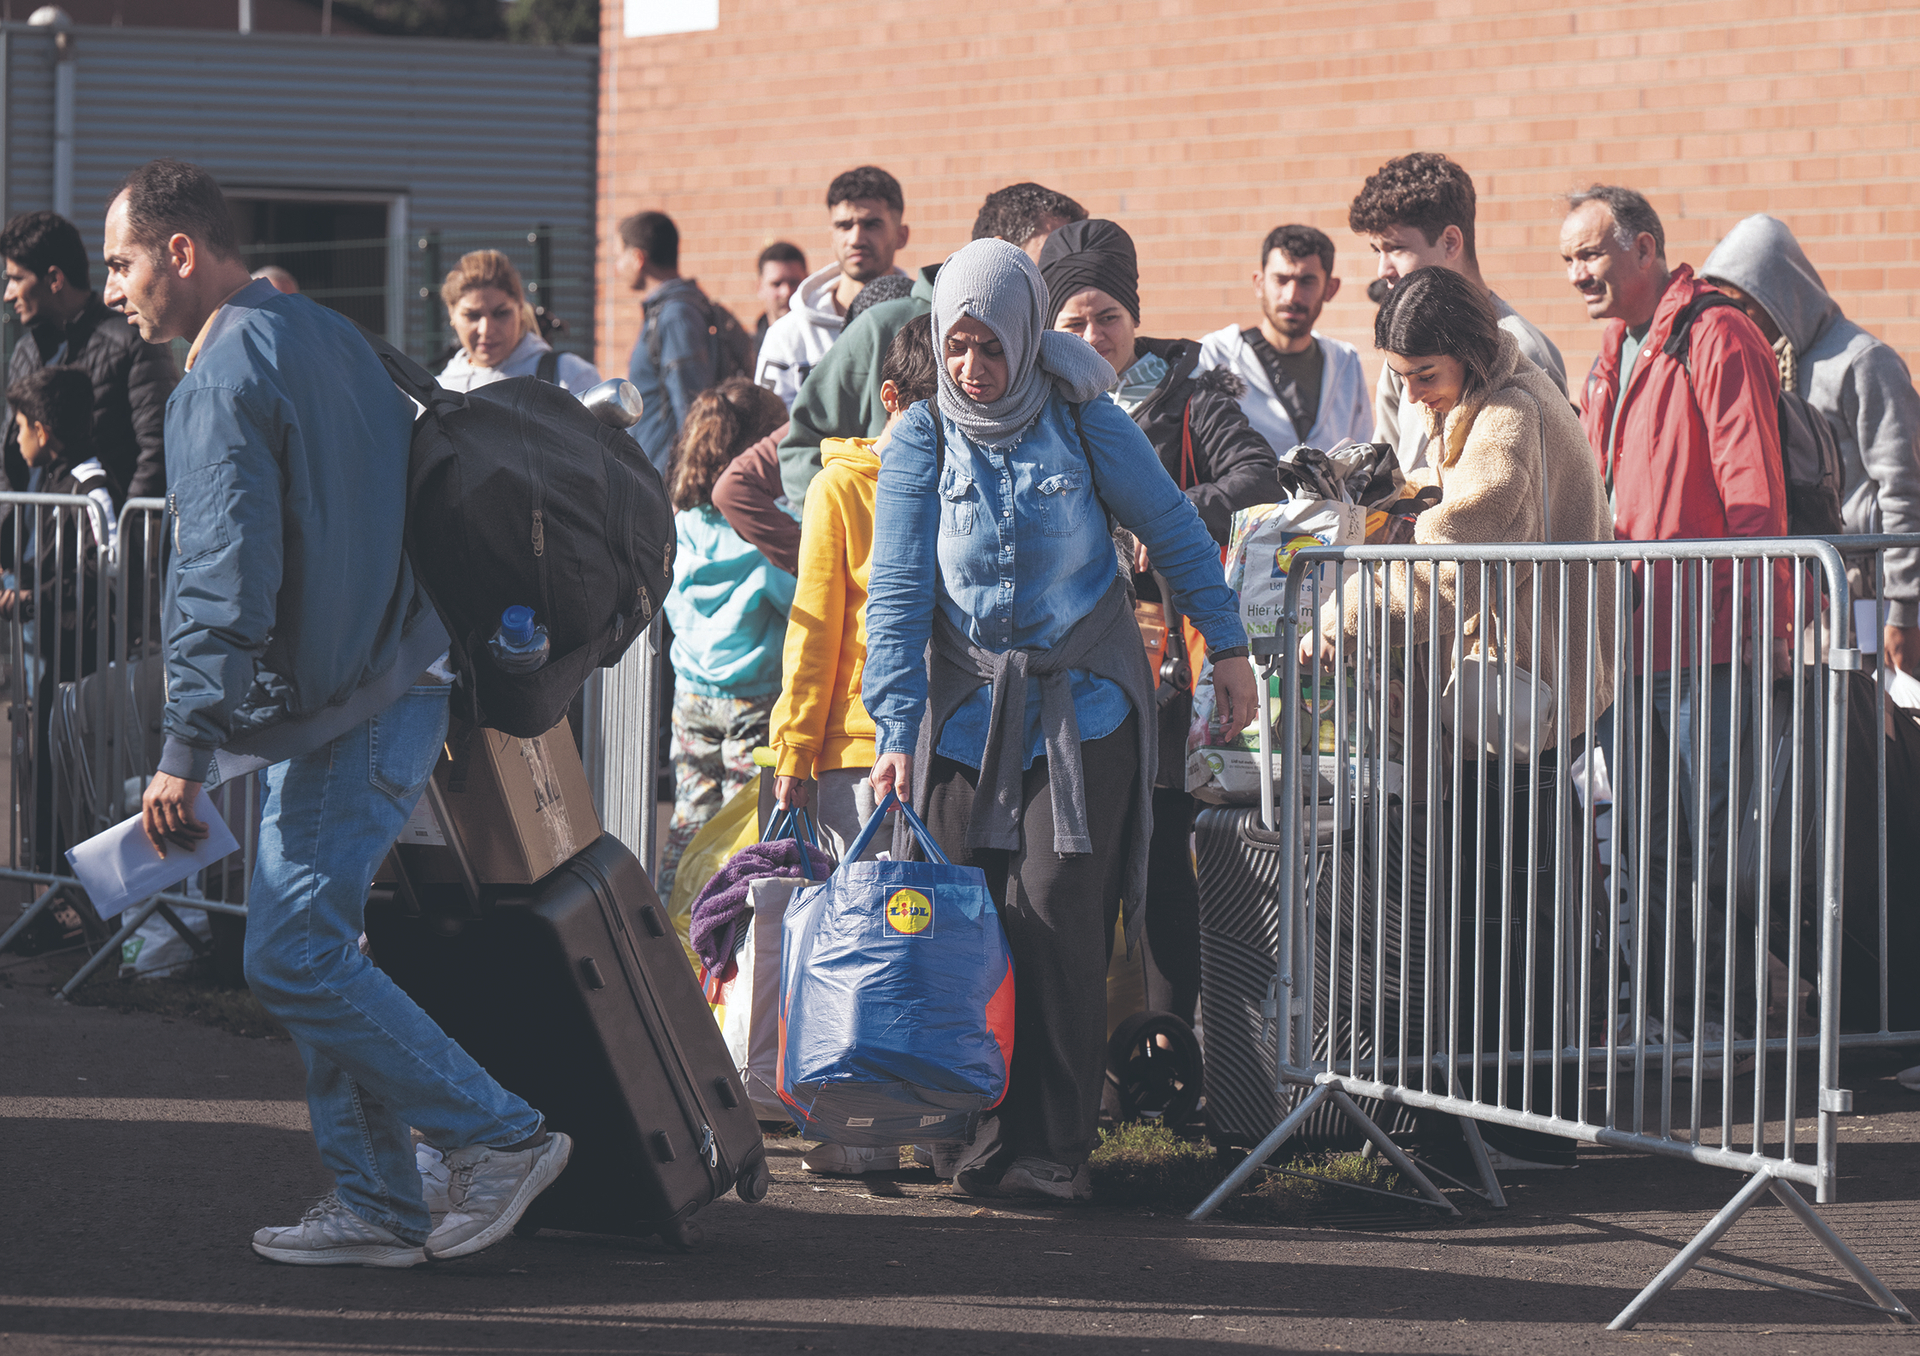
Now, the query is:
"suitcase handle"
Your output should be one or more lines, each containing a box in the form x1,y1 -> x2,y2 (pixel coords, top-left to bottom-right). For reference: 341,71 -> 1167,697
1238,818 -> 1290,853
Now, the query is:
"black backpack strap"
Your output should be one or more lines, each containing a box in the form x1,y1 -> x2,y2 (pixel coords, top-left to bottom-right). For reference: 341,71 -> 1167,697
535,349 -> 560,385
1659,290 -> 1744,370
354,322 -> 464,420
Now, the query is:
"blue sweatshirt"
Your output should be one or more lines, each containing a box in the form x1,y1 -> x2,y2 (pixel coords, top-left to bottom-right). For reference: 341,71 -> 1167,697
664,504 -> 796,699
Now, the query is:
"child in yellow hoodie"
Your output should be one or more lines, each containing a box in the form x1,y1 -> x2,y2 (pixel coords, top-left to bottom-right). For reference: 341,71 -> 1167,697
770,321 -> 939,860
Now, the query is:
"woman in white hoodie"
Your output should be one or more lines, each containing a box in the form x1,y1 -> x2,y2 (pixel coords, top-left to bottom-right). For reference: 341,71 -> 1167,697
437,249 -> 601,395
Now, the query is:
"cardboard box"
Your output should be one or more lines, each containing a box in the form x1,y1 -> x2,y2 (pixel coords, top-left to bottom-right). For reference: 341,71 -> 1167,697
394,717 -> 602,886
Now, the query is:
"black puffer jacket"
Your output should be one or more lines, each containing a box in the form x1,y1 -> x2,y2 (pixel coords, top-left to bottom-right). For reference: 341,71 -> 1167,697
1126,335 -> 1282,545
5,294 -> 176,499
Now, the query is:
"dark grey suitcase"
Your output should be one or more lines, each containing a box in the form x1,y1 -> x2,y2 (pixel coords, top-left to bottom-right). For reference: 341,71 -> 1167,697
365,832 -> 767,1248
1195,802 -> 1428,1152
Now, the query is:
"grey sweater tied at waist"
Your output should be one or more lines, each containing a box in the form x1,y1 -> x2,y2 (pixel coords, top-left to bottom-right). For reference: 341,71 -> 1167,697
900,575 -> 1159,948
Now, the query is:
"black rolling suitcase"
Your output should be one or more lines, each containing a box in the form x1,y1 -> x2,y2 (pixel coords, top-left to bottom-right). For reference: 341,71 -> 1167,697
365,831 -> 768,1248
1195,801 -> 1426,1153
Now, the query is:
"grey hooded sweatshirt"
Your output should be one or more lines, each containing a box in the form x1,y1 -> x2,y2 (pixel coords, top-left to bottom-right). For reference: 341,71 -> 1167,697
1702,215 -> 1920,625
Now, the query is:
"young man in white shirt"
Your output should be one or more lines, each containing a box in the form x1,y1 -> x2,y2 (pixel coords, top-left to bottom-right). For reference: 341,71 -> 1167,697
1198,224 -> 1372,454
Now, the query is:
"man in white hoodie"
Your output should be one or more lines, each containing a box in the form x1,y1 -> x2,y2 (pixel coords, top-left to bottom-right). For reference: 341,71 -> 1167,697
755,166 -> 910,410
1198,224 -> 1372,454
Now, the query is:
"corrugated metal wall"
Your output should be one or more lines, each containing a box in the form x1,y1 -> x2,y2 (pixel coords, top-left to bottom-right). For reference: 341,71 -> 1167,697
1,23 -> 597,365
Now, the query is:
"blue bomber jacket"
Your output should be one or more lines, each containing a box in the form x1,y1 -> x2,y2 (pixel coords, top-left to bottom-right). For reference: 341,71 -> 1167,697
158,279 -> 447,782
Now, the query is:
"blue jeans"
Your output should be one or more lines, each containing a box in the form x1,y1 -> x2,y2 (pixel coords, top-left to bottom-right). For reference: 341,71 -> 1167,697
1595,664 -> 1758,1025
243,684 -> 541,1243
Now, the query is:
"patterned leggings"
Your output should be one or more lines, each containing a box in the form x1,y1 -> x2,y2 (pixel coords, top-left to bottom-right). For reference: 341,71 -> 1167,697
657,689 -> 773,900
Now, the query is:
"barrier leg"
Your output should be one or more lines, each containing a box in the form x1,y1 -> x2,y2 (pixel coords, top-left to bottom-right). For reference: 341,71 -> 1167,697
1186,1083 -> 1333,1221
1456,1115 -> 1508,1209
1608,1169 -> 1774,1329
1763,1179 -> 1915,1323
0,883 -> 66,955
60,897 -> 160,998
151,901 -> 211,957
1326,1088 -> 1459,1215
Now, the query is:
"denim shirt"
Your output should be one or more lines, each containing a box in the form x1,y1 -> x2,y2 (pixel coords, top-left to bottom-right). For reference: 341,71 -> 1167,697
865,392 -> 1245,769
628,278 -> 716,475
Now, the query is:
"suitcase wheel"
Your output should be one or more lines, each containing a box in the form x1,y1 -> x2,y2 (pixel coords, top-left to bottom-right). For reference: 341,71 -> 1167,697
1106,1010 -> 1203,1128
661,1217 -> 703,1251
735,1153 -> 771,1203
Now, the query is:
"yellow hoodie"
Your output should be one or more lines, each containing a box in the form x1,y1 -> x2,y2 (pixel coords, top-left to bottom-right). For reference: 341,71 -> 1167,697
770,436 -> 879,779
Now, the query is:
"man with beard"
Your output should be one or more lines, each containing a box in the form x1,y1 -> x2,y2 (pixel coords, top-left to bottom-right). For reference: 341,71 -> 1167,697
755,166 -> 910,410
1198,223 -> 1371,453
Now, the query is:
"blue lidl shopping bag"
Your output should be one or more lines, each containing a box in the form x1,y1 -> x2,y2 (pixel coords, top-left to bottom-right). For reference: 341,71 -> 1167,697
778,793 -> 1015,1147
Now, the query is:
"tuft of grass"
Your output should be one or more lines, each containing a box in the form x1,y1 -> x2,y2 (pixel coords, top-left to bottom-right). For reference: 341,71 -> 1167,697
1219,1150 -> 1405,1225
52,952 -> 289,1041
1087,1121 -> 1220,1203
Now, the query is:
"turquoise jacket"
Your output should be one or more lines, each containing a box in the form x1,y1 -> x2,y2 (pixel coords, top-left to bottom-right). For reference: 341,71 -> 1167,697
664,504 -> 796,699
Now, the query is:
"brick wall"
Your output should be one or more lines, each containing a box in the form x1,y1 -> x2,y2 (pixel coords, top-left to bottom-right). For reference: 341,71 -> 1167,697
599,1 -> 1920,396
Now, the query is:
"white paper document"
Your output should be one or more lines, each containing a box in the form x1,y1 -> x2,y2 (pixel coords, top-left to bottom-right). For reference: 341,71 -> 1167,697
64,788 -> 241,920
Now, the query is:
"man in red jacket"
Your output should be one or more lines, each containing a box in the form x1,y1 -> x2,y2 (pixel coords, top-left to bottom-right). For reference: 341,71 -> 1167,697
1562,184 -> 1788,1072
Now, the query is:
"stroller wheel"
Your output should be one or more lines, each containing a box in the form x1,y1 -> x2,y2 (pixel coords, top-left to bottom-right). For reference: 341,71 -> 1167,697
1106,1010 -> 1202,1127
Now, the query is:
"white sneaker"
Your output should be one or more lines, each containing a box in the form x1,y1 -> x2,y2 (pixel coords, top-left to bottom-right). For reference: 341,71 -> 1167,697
911,1142 -> 965,1180
251,1193 -> 427,1268
417,1143 -> 451,1226
1896,1065 -> 1920,1092
800,1143 -> 885,1176
425,1132 -> 572,1260
997,1157 -> 1093,1203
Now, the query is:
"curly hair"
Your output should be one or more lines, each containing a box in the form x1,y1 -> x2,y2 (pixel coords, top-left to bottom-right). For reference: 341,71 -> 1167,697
1374,266 -> 1501,406
670,378 -> 787,512
7,365 -> 94,463
1348,152 -> 1478,264
971,182 -> 1087,245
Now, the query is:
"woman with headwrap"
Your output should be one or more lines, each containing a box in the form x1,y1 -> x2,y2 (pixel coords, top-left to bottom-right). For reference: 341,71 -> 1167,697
1040,219 -> 1284,1033
863,239 -> 1257,1202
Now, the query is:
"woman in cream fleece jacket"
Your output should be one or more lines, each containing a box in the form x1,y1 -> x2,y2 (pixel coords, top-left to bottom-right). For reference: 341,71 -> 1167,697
1326,268 -> 1616,751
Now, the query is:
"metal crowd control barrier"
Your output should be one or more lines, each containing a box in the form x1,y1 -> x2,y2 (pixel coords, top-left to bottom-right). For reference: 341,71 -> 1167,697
1185,536 -> 1914,1331
0,497 -> 264,993
582,612 -> 665,877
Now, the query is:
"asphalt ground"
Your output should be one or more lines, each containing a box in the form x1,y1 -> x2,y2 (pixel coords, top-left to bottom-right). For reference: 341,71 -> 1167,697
4,952 -> 1919,1356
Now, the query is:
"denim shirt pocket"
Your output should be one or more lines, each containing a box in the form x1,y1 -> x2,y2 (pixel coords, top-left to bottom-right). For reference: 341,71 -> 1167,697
1035,470 -> 1092,538
939,464 -> 976,538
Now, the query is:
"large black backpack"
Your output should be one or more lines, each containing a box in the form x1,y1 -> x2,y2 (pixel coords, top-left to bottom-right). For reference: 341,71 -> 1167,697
1666,291 -> 1846,536
365,334 -> 674,737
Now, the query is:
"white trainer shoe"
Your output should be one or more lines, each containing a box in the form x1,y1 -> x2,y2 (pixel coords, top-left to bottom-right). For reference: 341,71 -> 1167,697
417,1143 -> 451,1226
1896,1065 -> 1920,1092
801,1142 -> 885,1176
251,1193 -> 427,1268
997,1157 -> 1093,1203
426,1132 -> 572,1260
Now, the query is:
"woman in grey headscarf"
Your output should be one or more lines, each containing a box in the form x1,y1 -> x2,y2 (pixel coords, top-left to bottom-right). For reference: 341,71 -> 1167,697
862,239 -> 1257,1202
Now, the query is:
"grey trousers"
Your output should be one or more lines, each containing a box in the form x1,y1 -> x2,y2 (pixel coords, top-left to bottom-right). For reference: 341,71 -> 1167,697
920,715 -> 1139,1173
813,766 -> 882,863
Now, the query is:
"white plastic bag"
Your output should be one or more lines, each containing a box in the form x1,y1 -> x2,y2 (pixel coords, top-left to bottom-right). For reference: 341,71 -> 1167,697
713,874 -> 813,1121
1227,498 -> 1367,646
118,905 -> 210,981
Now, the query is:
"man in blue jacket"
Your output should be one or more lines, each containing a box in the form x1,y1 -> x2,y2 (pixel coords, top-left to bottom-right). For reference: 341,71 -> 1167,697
108,159 -> 569,1267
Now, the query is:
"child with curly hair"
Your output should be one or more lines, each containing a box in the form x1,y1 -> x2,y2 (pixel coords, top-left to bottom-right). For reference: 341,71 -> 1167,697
659,377 -> 795,898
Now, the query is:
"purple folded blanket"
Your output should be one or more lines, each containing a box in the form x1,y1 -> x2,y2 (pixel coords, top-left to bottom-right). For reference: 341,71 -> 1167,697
688,838 -> 835,975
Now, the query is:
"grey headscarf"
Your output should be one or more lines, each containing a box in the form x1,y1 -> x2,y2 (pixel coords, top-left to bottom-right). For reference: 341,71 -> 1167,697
931,238 -> 1115,445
